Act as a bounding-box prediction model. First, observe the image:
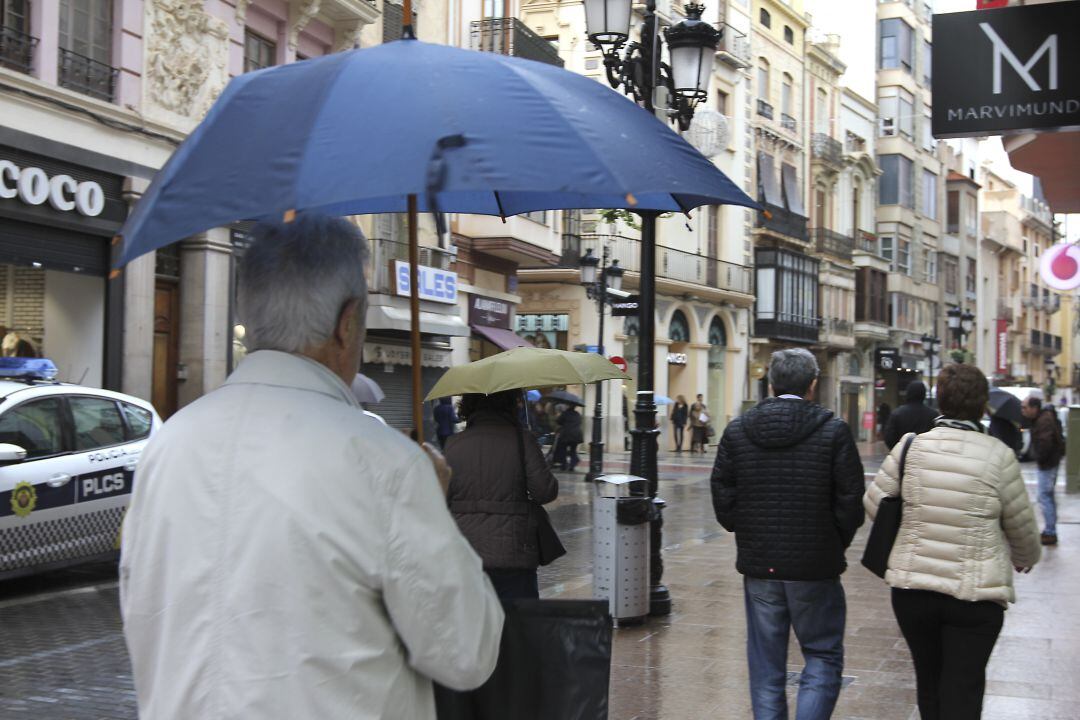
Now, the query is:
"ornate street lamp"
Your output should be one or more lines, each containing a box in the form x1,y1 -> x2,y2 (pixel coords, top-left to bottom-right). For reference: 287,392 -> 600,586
580,247 -> 624,482
960,310 -> 975,338
582,0 -> 721,617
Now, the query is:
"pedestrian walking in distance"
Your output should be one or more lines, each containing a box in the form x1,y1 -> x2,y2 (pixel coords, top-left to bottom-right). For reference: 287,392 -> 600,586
120,214 -> 503,720
865,364 -> 1040,720
670,395 -> 689,452
1022,396 -> 1066,545
434,396 -> 459,449
711,348 -> 865,720
883,380 -> 937,449
555,402 -> 584,471
690,393 -> 709,453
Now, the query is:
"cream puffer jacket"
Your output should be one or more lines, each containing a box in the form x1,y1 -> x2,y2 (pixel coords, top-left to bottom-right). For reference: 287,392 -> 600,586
864,425 -> 1041,606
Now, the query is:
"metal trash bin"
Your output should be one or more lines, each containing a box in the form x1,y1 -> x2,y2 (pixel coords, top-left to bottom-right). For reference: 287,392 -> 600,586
592,474 -> 651,624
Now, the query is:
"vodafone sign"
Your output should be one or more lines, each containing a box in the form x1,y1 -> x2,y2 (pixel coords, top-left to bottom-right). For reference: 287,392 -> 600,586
1039,242 -> 1080,291
0,160 -> 105,217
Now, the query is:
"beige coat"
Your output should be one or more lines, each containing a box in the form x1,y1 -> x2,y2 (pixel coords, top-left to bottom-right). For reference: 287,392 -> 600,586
121,351 -> 503,719
864,426 -> 1041,606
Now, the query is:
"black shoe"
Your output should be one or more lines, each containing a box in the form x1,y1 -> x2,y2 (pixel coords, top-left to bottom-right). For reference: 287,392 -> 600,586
1041,533 -> 1058,546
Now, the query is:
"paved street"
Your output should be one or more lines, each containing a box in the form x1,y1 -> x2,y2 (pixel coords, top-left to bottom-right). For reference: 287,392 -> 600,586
1,446 -> 1076,719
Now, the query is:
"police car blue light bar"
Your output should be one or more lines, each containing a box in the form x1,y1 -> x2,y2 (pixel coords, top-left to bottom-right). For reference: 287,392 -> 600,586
0,358 -> 59,380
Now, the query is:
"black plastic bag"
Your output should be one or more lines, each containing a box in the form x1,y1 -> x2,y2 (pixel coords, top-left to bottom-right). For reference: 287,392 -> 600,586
435,599 -> 612,720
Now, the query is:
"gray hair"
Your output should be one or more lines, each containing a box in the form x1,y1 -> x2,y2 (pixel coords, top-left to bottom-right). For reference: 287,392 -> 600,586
237,214 -> 368,353
768,348 -> 819,397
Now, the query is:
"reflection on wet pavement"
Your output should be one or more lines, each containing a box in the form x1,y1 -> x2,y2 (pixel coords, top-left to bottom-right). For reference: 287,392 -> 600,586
541,449 -> 1079,720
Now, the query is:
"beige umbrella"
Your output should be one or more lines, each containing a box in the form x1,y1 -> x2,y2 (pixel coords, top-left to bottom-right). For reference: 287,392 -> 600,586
425,347 -> 629,400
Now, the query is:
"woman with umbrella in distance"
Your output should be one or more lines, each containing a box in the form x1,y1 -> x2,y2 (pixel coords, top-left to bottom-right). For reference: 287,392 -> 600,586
988,388 -> 1024,458
443,390 -> 559,600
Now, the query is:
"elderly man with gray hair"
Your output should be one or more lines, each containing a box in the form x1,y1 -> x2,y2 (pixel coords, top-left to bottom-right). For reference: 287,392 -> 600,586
120,214 -> 503,719
710,347 -> 865,720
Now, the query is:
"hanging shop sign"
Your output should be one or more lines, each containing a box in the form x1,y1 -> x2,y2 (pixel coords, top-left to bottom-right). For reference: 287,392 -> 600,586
875,347 -> 900,372
468,294 -> 511,328
666,352 -> 688,366
610,295 -> 641,317
363,343 -> 451,368
932,4 -> 1080,138
996,318 -> 1009,375
394,260 -> 457,304
1039,243 -> 1080,291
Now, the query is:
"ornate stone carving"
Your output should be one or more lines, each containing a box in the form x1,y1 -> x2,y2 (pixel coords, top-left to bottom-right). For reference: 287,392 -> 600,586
334,20 -> 366,52
235,0 -> 252,22
288,0 -> 322,51
146,0 -> 230,121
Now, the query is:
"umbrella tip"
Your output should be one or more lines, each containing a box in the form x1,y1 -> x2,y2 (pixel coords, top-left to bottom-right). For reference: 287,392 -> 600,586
111,234 -> 122,246
283,209 -> 297,223
109,268 -> 122,280
625,193 -> 638,207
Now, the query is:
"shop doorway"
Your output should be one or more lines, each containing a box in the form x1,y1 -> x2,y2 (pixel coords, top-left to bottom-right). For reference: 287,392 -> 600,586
153,281 -> 179,418
707,317 -> 727,431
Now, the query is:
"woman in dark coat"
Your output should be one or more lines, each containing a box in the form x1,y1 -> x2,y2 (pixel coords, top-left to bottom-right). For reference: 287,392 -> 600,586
555,404 -> 584,472
432,396 -> 459,449
443,390 -> 559,599
670,395 -> 689,452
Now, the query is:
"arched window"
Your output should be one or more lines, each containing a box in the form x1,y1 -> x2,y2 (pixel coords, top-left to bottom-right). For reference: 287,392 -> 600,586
757,58 -> 770,100
759,8 -> 771,27
708,316 -> 727,347
669,310 -> 690,342
784,25 -> 794,44
624,316 -> 639,336
781,73 -> 794,116
815,88 -> 829,135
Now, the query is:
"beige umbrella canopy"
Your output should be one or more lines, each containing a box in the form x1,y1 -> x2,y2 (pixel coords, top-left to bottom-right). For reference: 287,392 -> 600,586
425,347 -> 629,400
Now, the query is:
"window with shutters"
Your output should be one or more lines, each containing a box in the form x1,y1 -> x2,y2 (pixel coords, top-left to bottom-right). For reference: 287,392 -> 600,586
59,0 -> 111,65
244,30 -> 276,73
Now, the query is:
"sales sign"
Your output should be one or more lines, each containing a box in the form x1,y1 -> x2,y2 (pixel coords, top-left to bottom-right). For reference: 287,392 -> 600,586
932,4 -> 1080,138
394,261 -> 458,304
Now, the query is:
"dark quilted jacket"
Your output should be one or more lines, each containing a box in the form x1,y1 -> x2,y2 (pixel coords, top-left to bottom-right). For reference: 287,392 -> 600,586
710,398 -> 865,580
444,411 -> 558,570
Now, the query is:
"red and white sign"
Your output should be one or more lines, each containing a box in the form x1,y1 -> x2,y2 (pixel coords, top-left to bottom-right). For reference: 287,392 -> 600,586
1040,242 -> 1080,291
996,318 -> 1009,375
609,355 -> 628,373
862,411 -> 875,431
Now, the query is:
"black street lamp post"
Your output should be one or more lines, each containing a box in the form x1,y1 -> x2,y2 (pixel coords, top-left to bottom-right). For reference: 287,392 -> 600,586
946,307 -> 976,358
579,246 -> 625,481
583,0 -> 720,617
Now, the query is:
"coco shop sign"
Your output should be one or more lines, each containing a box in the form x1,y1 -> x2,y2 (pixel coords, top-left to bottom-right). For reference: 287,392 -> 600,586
0,160 -> 105,217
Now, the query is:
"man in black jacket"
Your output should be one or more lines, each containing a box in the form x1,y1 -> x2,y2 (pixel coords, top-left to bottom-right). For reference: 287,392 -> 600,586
1023,397 -> 1066,545
710,348 -> 865,720
883,380 -> 938,449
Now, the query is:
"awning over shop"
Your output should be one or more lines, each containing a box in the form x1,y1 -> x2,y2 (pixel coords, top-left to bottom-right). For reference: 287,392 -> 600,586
472,325 -> 533,351
366,305 -> 469,337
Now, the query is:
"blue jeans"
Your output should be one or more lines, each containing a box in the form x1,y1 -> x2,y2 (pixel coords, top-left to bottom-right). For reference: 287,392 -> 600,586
1037,465 -> 1060,535
744,576 -> 846,720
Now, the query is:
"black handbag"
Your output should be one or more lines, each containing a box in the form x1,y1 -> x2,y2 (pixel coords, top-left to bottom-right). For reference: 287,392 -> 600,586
861,433 -> 916,579
518,429 -> 566,566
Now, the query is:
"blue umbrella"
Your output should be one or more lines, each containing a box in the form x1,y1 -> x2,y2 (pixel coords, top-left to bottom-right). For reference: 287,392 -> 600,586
116,39 -> 757,265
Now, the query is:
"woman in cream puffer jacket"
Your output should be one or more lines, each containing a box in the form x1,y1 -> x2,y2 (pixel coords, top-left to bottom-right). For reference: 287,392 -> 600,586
864,364 -> 1041,720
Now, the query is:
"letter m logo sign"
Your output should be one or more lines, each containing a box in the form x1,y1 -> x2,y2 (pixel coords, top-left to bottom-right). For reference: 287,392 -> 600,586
980,23 -> 1058,94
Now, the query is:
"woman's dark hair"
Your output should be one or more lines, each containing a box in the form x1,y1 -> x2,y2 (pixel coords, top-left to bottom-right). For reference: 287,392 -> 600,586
936,364 -> 989,422
457,390 -> 521,426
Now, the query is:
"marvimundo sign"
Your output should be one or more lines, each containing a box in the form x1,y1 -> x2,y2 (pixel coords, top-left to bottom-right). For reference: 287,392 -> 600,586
933,3 -> 1080,139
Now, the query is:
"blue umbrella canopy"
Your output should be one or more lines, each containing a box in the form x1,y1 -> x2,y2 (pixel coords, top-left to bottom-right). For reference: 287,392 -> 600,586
117,38 -> 757,265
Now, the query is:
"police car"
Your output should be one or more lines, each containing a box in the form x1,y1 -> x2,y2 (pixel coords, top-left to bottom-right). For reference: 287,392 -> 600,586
0,358 -> 160,579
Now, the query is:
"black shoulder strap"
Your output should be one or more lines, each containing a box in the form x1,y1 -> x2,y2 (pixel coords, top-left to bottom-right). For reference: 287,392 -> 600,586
897,433 -> 916,490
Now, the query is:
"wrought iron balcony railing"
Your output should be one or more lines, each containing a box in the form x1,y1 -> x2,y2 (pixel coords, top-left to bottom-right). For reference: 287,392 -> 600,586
811,133 -> 843,165
470,17 -> 563,67
557,234 -> 752,295
0,25 -> 36,74
781,113 -> 797,132
716,22 -> 750,68
855,230 -> 880,255
756,201 -> 808,242
58,48 -> 118,102
367,237 -> 455,296
756,99 -> 773,120
811,228 -> 854,260
755,315 -> 821,343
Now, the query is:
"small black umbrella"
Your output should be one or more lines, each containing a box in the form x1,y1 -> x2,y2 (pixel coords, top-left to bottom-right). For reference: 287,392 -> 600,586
988,388 -> 1023,425
543,390 -> 585,407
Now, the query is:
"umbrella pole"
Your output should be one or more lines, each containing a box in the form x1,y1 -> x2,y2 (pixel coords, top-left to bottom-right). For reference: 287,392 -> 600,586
408,194 -> 423,443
